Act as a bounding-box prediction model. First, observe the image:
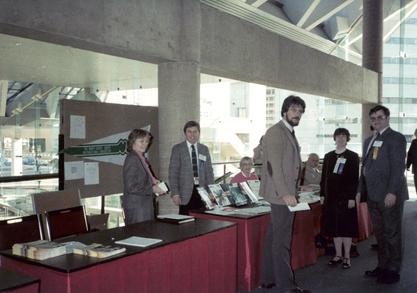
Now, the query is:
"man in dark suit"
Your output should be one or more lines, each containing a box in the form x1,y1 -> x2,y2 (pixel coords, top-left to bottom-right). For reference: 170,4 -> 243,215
169,121 -> 214,215
406,128 -> 417,194
260,95 -> 309,293
361,105 -> 408,284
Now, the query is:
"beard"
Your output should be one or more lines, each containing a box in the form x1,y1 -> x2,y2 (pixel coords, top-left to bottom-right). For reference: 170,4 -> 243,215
285,116 -> 300,126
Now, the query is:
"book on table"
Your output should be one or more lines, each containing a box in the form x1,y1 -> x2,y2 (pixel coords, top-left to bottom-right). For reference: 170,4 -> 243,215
246,179 -> 263,200
239,182 -> 259,203
157,214 -> 195,224
115,236 -> 163,248
196,186 -> 218,210
227,183 -> 249,206
208,183 -> 231,207
12,240 -> 68,260
72,243 -> 126,258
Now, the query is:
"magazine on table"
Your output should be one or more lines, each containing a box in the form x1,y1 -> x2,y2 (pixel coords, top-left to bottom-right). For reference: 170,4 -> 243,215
208,183 -> 231,207
246,179 -> 263,200
196,186 -> 217,210
239,181 -> 259,203
227,183 -> 249,207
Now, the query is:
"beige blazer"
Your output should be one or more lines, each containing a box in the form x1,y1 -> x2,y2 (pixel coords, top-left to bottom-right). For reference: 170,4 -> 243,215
260,120 -> 302,205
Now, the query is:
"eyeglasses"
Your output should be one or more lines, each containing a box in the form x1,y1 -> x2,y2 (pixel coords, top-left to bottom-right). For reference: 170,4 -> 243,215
370,115 -> 386,122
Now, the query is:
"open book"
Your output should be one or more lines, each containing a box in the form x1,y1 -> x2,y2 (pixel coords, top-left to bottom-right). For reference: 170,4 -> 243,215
157,214 -> 195,224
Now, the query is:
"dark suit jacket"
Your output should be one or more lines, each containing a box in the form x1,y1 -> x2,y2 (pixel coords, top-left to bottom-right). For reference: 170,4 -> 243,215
407,139 -> 417,174
260,120 -> 301,205
121,152 -> 154,223
168,141 -> 214,205
361,127 -> 408,203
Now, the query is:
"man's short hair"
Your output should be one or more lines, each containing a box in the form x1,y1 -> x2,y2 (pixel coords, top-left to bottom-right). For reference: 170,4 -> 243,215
281,95 -> 306,117
183,120 -> 200,133
369,105 -> 390,117
333,128 -> 351,142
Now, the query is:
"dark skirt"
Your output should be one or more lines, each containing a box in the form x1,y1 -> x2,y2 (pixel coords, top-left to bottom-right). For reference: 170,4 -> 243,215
322,197 -> 358,238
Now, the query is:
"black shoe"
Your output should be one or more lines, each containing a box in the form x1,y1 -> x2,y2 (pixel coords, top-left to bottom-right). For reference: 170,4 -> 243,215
260,283 -> 276,289
377,270 -> 400,284
371,243 -> 378,250
364,267 -> 383,278
289,287 -> 311,293
342,258 -> 351,269
328,256 -> 343,266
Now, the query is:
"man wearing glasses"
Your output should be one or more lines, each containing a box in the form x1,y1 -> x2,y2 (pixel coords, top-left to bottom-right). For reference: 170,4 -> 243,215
361,105 -> 408,284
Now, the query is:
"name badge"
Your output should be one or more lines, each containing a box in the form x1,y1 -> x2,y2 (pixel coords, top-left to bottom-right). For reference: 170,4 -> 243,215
373,140 -> 383,147
333,157 -> 347,174
199,154 -> 207,161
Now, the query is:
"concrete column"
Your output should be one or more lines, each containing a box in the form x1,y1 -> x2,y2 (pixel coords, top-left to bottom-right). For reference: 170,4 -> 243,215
158,61 -> 200,214
362,0 -> 383,145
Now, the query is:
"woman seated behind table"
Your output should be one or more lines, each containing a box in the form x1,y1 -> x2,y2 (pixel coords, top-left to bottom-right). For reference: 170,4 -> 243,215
230,156 -> 259,184
122,129 -> 166,225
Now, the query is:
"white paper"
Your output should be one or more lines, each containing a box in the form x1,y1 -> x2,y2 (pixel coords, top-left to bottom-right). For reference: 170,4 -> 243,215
84,162 -> 99,185
288,202 -> 310,212
70,115 -> 86,139
115,236 -> 162,247
64,161 -> 84,180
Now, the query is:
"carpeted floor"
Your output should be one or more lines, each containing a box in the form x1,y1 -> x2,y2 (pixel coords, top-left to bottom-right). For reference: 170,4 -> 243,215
246,200 -> 417,293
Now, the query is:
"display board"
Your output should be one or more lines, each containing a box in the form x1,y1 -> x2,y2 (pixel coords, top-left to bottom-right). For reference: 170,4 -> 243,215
60,100 -> 158,198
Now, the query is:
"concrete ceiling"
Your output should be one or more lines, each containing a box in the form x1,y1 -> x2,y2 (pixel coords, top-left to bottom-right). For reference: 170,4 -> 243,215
1,0 -> 417,96
0,33 -> 158,91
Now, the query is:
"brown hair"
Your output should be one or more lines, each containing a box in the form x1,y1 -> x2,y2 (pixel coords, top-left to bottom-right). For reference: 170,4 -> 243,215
127,129 -> 153,152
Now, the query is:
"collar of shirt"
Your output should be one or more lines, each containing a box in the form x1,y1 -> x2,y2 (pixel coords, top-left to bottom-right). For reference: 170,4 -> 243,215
281,119 -> 293,132
186,141 -> 198,158
378,126 -> 389,135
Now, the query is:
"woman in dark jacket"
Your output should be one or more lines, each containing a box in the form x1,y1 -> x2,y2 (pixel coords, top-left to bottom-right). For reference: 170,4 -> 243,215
122,129 -> 165,225
320,128 -> 359,269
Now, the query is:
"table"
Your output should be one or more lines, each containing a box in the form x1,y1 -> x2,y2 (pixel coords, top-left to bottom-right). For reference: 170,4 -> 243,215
0,267 -> 39,293
191,201 -> 372,292
1,219 -> 237,293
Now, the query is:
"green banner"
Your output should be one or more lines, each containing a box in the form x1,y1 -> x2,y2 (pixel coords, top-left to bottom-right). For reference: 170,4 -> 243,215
64,139 -> 127,157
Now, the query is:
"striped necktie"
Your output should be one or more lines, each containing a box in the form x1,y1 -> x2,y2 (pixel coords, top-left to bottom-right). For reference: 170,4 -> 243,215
191,144 -> 199,178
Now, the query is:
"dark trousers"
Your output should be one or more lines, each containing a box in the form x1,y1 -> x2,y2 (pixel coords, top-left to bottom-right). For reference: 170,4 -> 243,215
414,174 -> 417,194
179,186 -> 204,215
368,199 -> 404,272
261,204 -> 295,293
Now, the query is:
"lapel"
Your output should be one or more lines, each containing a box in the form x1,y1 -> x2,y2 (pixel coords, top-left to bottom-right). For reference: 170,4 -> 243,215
278,121 -> 299,152
182,141 -> 193,168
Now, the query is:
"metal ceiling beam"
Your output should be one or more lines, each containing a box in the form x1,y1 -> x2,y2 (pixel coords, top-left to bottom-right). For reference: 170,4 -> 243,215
297,0 -> 321,27
252,0 -> 268,8
345,0 -> 417,46
305,0 -> 355,31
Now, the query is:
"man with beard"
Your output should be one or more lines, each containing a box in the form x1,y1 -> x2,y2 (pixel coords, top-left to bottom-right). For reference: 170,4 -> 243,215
260,95 -> 309,293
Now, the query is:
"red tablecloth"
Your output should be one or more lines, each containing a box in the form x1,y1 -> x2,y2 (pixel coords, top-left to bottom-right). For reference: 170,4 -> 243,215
190,212 -> 270,292
357,202 -> 373,240
192,202 -> 372,292
1,225 -> 237,293
3,283 -> 39,293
